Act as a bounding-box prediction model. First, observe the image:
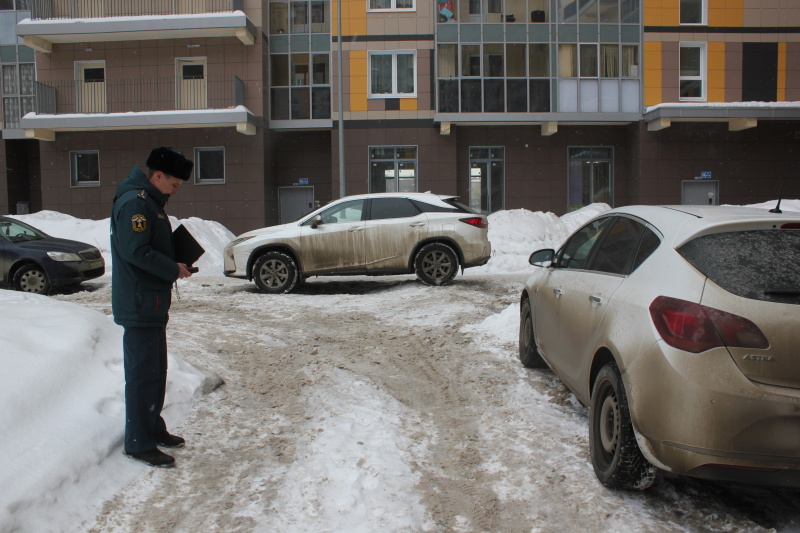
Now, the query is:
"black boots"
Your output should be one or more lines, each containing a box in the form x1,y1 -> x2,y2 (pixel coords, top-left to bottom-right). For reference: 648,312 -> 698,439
155,431 -> 186,449
124,449 -> 175,468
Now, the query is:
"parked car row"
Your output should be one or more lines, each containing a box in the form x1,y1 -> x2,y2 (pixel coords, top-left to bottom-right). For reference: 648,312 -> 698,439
519,204 -> 800,489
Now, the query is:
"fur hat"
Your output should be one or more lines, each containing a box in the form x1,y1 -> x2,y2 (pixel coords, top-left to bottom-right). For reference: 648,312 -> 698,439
146,147 -> 193,181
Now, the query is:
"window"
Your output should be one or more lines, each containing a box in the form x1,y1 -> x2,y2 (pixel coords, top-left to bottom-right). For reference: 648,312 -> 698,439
369,147 -> 417,193
557,217 -> 614,270
270,52 -> 331,119
742,43 -> 778,102
194,147 -> 225,184
680,0 -> 705,25
369,51 -> 416,97
302,199 -> 365,225
679,230 -> 800,304
589,217 -> 650,275
369,0 -> 413,11
70,151 -> 99,187
369,198 -> 419,220
679,43 -> 705,101
568,147 -> 613,211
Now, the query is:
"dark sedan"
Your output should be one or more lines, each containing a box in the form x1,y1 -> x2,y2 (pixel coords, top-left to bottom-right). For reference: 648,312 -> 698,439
0,216 -> 105,295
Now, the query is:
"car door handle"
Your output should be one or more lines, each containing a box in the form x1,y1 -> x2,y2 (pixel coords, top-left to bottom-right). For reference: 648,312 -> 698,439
590,295 -> 603,305
409,222 -> 427,227
553,288 -> 563,297
348,226 -> 364,232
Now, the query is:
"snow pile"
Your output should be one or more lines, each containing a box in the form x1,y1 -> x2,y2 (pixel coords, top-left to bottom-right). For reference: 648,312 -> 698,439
0,291 -> 205,532
1,199 -> 798,532
480,203 -> 610,274
8,210 -> 235,276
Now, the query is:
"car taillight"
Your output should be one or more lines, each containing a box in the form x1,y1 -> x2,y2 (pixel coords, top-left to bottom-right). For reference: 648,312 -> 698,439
781,223 -> 800,230
459,217 -> 488,229
649,296 -> 769,353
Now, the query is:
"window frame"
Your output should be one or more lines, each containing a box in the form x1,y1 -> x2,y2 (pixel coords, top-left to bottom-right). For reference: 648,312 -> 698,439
367,0 -> 415,12
679,42 -> 706,102
679,0 -> 706,26
368,146 -> 418,193
368,50 -> 417,98
69,150 -> 100,188
193,147 -> 226,185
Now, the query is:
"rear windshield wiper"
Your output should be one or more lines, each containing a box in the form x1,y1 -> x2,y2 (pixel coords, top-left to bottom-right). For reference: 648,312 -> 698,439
764,288 -> 800,296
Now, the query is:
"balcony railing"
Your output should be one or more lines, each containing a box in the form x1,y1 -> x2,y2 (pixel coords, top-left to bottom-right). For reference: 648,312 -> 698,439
31,75 -> 245,115
30,0 -> 244,20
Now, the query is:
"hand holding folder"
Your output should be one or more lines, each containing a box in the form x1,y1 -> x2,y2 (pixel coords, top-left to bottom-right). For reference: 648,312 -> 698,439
172,224 -> 205,273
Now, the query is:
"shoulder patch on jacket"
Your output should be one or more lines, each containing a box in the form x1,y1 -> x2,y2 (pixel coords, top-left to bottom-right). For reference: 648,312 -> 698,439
137,189 -> 147,200
131,214 -> 147,232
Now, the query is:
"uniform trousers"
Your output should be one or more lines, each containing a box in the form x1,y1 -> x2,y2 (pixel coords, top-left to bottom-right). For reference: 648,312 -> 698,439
123,326 -> 169,453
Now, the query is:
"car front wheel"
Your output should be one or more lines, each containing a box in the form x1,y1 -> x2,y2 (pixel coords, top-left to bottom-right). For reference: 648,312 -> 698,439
252,252 -> 299,294
414,243 -> 458,286
589,363 -> 656,490
518,299 -> 546,368
14,264 -> 51,295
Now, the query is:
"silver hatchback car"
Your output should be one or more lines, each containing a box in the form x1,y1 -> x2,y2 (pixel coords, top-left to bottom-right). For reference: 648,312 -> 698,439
224,193 -> 491,293
519,204 -> 800,489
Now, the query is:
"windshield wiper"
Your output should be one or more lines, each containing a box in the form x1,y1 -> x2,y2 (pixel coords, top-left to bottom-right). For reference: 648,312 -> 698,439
764,288 -> 800,296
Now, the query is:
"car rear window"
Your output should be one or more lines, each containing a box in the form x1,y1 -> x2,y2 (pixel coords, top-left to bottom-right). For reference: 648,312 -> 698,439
412,198 -> 475,214
678,229 -> 800,305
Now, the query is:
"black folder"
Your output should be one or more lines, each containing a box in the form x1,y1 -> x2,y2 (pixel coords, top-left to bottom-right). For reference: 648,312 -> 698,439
172,224 -> 205,268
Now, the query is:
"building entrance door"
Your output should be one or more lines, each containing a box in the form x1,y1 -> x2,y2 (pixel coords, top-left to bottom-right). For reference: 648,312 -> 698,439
469,147 -> 505,214
682,180 -> 719,205
76,62 -> 106,113
279,186 -> 315,223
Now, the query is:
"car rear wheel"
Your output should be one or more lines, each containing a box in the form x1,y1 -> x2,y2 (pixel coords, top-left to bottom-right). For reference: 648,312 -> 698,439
414,243 -> 458,286
589,363 -> 657,490
14,264 -> 51,295
253,252 -> 299,294
519,299 -> 546,368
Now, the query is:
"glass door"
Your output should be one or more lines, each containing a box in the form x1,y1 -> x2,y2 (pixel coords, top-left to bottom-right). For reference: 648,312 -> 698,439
469,147 -> 505,214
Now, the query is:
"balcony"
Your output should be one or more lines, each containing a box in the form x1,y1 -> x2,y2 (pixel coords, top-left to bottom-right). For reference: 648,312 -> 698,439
17,0 -> 256,53
21,75 -> 257,140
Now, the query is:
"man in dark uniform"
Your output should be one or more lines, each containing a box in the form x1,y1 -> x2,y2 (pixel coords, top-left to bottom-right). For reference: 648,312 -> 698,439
111,147 -> 194,468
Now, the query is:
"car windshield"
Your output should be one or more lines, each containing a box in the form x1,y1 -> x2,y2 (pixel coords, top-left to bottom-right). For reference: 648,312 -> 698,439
0,219 -> 48,243
678,229 -> 800,305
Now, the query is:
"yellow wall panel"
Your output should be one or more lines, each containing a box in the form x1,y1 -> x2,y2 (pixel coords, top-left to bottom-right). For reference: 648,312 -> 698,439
399,98 -> 417,111
661,7 -> 679,26
644,1 -> 661,26
643,41 -> 662,106
349,50 -> 368,112
707,42 -> 725,102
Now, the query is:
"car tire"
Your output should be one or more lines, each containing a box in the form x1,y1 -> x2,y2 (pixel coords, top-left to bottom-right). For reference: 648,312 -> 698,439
414,243 -> 458,286
518,299 -> 546,368
589,363 -> 657,490
252,252 -> 299,294
13,264 -> 51,295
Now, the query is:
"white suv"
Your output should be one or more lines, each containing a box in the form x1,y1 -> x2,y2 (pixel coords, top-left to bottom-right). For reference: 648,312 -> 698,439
223,193 -> 491,293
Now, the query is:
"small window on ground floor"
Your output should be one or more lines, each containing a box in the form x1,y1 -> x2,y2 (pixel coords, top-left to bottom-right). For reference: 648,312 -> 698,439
70,151 -> 99,187
194,147 -> 225,184
369,147 -> 417,193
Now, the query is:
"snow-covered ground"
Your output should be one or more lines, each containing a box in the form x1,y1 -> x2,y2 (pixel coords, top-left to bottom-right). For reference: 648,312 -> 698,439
1,201 -> 799,533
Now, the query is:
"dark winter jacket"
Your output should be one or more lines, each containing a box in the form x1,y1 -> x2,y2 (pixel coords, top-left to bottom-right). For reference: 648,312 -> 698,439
110,167 -> 179,327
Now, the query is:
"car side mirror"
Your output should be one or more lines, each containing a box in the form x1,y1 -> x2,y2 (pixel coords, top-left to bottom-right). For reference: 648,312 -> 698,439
310,215 -> 323,229
529,249 -> 555,267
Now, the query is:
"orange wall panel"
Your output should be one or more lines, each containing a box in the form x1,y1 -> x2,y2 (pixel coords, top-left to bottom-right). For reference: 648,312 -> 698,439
644,41 -> 663,106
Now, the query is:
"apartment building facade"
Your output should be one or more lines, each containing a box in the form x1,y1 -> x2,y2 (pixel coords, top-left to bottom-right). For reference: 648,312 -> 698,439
3,0 -> 800,235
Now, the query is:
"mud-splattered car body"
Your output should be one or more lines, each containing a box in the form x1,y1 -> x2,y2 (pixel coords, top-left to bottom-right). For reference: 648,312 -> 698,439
518,205 -> 800,490
224,193 -> 491,293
